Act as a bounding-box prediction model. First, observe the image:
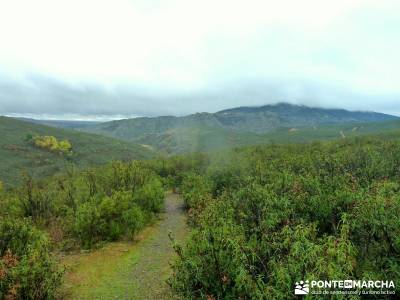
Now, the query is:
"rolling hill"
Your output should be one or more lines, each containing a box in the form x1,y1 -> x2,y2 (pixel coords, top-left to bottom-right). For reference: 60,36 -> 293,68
0,116 -> 153,186
215,102 -> 397,133
77,103 -> 399,153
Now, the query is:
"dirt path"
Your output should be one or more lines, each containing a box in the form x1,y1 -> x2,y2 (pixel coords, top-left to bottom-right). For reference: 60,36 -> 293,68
61,193 -> 187,299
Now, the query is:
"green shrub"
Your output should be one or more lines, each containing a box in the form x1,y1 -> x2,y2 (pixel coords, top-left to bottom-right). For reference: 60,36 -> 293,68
134,177 -> 165,214
122,204 -> 145,238
74,199 -> 102,248
0,218 -> 63,299
181,173 -> 212,210
74,191 -> 150,248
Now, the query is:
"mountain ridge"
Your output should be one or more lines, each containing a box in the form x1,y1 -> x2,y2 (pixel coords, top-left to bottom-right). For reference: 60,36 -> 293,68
80,102 -> 398,134
73,103 -> 399,154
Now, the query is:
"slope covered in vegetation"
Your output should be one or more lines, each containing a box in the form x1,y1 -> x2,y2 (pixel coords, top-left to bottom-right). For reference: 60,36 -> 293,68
82,120 -> 400,155
0,116 -> 153,186
1,132 -> 399,298
78,104 -> 399,154
81,103 -> 398,138
169,135 -> 400,298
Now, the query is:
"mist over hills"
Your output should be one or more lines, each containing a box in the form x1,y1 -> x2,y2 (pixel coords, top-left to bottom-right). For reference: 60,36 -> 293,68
81,103 -> 397,134
71,103 -> 399,154
4,101 -> 399,183
2,102 -> 398,183
214,103 -> 397,133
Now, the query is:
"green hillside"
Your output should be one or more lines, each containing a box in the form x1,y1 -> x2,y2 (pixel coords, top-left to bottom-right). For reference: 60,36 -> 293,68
79,103 -> 399,154
0,116 -> 153,186
263,120 -> 400,143
81,120 -> 400,155
131,126 -> 264,154
215,102 -> 397,132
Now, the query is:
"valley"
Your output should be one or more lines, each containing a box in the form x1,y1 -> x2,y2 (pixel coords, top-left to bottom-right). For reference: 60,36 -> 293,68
1,103 -> 399,299
13,103 -> 400,156
1,2 -> 399,298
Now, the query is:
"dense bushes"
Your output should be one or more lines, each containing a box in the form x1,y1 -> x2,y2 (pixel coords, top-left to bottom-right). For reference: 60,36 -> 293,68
2,134 -> 400,298
169,137 -> 400,299
0,218 -> 63,299
0,159 -> 167,297
14,161 -> 166,249
73,191 -> 150,248
134,178 -> 164,215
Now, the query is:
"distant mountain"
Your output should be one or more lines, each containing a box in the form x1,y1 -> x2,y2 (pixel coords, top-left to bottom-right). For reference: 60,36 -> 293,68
78,103 -> 399,154
0,116 -> 153,186
214,103 -> 398,133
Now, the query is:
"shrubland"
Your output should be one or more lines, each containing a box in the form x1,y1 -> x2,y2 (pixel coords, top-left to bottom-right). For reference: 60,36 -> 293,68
169,137 -> 400,299
0,160 -> 166,298
1,134 -> 399,299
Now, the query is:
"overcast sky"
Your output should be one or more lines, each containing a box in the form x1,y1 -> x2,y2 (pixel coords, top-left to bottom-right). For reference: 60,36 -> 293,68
0,0 -> 399,120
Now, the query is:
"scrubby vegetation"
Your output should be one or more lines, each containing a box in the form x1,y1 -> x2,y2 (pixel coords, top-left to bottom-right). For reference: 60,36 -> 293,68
1,161 -> 165,249
1,132 -> 400,299
169,137 -> 400,299
0,219 -> 63,299
0,160 -> 165,298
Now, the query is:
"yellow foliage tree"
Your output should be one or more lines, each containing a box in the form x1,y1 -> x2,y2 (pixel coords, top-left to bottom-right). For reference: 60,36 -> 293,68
58,140 -> 72,153
32,135 -> 72,154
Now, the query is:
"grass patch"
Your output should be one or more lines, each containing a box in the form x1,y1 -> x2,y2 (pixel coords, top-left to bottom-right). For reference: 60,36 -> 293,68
60,194 -> 186,300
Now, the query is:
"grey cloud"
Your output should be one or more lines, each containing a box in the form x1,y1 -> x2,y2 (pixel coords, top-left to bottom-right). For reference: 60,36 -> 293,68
0,74 -> 399,120
1,1 -> 400,119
